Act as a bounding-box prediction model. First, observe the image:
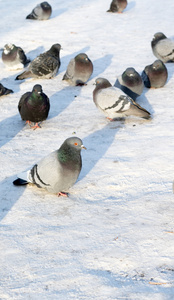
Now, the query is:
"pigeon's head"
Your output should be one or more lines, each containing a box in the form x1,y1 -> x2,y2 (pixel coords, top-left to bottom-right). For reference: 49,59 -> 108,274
75,53 -> 90,63
41,1 -> 51,8
122,67 -> 141,85
49,44 -> 61,56
151,32 -> 167,46
94,77 -> 112,89
152,60 -> 164,70
123,67 -> 136,77
63,137 -> 86,151
32,84 -> 43,95
3,43 -> 15,54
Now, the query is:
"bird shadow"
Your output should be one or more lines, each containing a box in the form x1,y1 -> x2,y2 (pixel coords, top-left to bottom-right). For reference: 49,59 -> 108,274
165,63 -> 174,83
48,85 -> 82,120
136,88 -> 154,117
27,46 -> 45,61
60,46 -> 90,73
0,72 -> 22,94
51,8 -> 67,18
80,120 -> 125,180
125,1 -> 136,12
0,114 -> 22,148
0,175 -> 25,222
91,54 -> 113,79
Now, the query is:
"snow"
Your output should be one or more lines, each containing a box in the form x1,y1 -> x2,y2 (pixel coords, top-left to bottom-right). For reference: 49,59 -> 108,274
0,0 -> 174,299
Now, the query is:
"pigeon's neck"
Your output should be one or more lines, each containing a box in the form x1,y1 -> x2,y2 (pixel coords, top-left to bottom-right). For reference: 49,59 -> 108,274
123,74 -> 140,86
58,146 -> 81,168
48,50 -> 60,59
151,36 -> 166,47
28,93 -> 42,105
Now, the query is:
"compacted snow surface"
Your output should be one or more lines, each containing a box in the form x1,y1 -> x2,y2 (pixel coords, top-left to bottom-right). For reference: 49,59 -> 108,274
0,0 -> 174,299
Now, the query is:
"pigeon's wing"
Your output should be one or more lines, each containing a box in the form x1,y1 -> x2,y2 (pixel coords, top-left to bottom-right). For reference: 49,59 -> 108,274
28,151 -> 63,191
33,5 -> 42,18
96,87 -> 131,113
30,54 -> 58,76
17,47 -> 27,64
63,58 -> 75,80
157,39 -> 174,60
18,92 -> 30,112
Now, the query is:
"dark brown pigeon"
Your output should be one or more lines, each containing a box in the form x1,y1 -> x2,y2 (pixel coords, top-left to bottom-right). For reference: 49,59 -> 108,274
18,84 -> 50,129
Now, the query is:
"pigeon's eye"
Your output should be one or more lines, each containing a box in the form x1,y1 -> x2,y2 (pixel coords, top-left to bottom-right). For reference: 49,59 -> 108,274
74,142 -> 78,146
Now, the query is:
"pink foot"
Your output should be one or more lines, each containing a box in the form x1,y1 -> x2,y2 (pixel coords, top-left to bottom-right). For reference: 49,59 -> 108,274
58,192 -> 69,197
31,123 -> 41,130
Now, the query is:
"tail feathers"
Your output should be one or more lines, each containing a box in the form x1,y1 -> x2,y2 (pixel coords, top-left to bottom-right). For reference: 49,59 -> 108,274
128,104 -> 151,119
62,73 -> 68,80
15,71 -> 31,80
13,178 -> 29,186
13,170 -> 31,186
26,14 -> 36,20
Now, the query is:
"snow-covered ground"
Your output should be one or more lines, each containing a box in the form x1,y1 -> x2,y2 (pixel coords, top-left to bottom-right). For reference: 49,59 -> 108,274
0,0 -> 174,299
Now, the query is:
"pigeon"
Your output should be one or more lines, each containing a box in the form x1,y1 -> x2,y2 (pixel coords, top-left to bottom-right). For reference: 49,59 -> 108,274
93,78 -> 151,120
107,0 -> 127,13
141,60 -> 168,88
26,2 -> 52,20
2,43 -> 30,70
151,32 -> 174,63
18,84 -> 50,129
0,83 -> 13,96
114,67 -> 144,100
13,137 -> 86,196
62,53 -> 93,86
16,43 -> 61,80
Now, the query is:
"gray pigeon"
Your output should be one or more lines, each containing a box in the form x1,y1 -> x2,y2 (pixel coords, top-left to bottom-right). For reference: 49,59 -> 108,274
151,32 -> 174,63
141,60 -> 168,88
18,84 -> 50,129
62,53 -> 93,86
13,137 -> 86,196
114,67 -> 144,100
26,2 -> 52,20
0,83 -> 13,96
93,78 -> 151,120
2,43 -> 30,69
107,0 -> 127,13
16,44 -> 61,80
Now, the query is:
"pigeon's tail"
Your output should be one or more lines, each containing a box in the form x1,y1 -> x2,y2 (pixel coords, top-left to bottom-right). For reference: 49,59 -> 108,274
128,102 -> 151,120
24,58 -> 31,66
13,178 -> 29,186
4,88 -> 14,95
15,71 -> 31,80
13,170 -> 31,186
62,73 -> 69,81
26,13 -> 36,20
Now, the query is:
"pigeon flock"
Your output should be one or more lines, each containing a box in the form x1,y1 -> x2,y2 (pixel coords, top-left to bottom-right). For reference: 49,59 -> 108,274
1,1 -> 174,197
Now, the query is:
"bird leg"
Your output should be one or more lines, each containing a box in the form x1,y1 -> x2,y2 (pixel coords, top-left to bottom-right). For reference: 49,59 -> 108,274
30,122 -> 42,130
58,191 -> 69,197
106,117 -> 114,121
26,120 -> 32,125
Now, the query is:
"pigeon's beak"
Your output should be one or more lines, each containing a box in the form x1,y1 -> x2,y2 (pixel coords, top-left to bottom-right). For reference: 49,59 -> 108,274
81,145 -> 87,150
